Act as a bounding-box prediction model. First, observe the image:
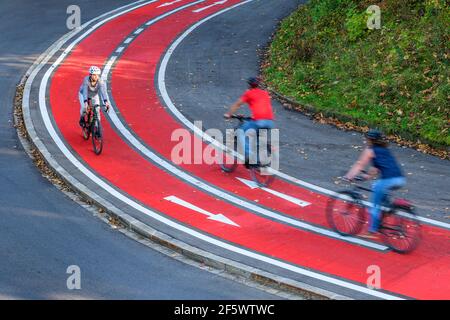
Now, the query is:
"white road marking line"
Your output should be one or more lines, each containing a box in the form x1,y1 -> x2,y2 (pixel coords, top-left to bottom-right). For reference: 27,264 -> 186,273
134,27 -> 144,34
124,37 -> 134,44
145,0 -> 205,27
164,195 -> 240,227
193,0 -> 227,13
116,46 -> 125,53
237,177 -> 311,207
28,0 -> 405,300
158,0 -> 183,8
157,0 -> 450,231
102,56 -> 117,81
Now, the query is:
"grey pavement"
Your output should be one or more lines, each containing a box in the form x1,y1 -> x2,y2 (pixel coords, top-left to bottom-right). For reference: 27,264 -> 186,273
0,0 -> 279,300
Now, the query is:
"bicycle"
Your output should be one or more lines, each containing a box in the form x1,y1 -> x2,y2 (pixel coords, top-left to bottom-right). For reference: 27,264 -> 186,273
326,174 -> 421,254
220,115 -> 276,187
81,99 -> 105,155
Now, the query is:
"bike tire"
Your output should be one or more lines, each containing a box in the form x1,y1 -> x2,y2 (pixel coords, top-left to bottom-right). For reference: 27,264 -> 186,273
326,191 -> 366,236
92,120 -> 103,155
380,207 -> 421,254
249,166 -> 275,187
249,142 -> 275,187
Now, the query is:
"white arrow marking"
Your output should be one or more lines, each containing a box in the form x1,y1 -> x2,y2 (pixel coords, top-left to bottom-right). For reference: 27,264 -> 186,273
192,0 -> 227,13
164,196 -> 240,227
157,0 -> 183,8
237,178 -> 311,207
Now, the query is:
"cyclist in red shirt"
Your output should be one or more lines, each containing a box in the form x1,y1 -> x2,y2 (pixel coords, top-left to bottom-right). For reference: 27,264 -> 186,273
224,77 -> 274,165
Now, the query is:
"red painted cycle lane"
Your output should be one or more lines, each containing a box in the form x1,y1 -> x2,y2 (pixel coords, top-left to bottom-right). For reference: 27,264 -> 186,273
111,0 -> 357,233
109,0 -> 450,275
46,1 -> 450,299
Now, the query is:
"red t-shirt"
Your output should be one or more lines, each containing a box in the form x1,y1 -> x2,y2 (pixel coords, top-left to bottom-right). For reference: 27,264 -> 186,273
240,88 -> 274,120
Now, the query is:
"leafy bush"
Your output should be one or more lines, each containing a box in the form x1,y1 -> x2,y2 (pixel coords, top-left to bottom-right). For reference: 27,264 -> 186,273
263,0 -> 450,147
345,8 -> 369,41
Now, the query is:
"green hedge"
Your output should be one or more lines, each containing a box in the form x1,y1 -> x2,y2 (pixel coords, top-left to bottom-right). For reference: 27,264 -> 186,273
263,0 -> 449,147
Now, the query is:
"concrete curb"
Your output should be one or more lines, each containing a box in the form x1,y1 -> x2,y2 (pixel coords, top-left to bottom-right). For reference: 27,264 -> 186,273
15,3 -> 353,301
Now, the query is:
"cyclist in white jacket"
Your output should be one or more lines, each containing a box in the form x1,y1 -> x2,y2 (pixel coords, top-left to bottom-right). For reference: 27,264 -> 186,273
78,66 -> 110,126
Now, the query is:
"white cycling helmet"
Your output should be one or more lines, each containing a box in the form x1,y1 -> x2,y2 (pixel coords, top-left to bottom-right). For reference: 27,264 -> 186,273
89,66 -> 101,75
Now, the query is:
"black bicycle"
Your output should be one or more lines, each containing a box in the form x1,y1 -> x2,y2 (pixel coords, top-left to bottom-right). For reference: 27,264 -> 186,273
81,99 -> 104,155
220,115 -> 276,187
326,174 -> 421,254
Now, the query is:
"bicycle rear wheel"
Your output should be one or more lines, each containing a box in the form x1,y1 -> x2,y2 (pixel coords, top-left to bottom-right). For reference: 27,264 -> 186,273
249,142 -> 275,187
92,120 -> 103,155
249,166 -> 275,187
326,191 -> 366,236
380,208 -> 421,254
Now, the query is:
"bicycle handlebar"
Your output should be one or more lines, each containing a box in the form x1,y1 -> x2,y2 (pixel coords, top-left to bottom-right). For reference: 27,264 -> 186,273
225,114 -> 252,121
340,169 -> 368,183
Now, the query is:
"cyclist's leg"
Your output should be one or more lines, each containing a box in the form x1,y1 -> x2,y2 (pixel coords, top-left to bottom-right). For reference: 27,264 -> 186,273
94,105 -> 101,122
383,177 -> 406,201
254,120 -> 274,164
238,120 -> 258,164
79,92 -> 86,126
370,179 -> 387,232
90,95 -> 101,121
370,177 -> 406,232
254,120 -> 274,129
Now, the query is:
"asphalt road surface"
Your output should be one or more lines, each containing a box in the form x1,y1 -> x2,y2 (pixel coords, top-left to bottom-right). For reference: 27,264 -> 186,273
0,0 -> 279,300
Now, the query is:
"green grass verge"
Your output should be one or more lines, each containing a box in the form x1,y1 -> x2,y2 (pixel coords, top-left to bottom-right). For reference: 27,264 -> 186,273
263,0 -> 449,148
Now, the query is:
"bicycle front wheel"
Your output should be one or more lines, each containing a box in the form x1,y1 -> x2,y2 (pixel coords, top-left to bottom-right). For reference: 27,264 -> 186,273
381,208 -> 421,254
92,120 -> 103,155
326,191 -> 366,236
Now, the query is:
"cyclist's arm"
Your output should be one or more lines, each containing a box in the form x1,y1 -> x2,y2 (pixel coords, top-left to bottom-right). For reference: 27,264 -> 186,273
345,148 -> 374,180
99,80 -> 109,105
224,99 -> 244,118
366,166 -> 379,179
81,77 -> 89,104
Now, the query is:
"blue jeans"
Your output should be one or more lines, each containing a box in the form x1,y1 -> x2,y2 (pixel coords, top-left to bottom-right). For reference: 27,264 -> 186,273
369,176 -> 406,232
238,119 -> 274,163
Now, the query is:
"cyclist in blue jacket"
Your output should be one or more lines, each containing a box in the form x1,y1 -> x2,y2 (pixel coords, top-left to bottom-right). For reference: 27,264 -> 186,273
345,129 -> 406,233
